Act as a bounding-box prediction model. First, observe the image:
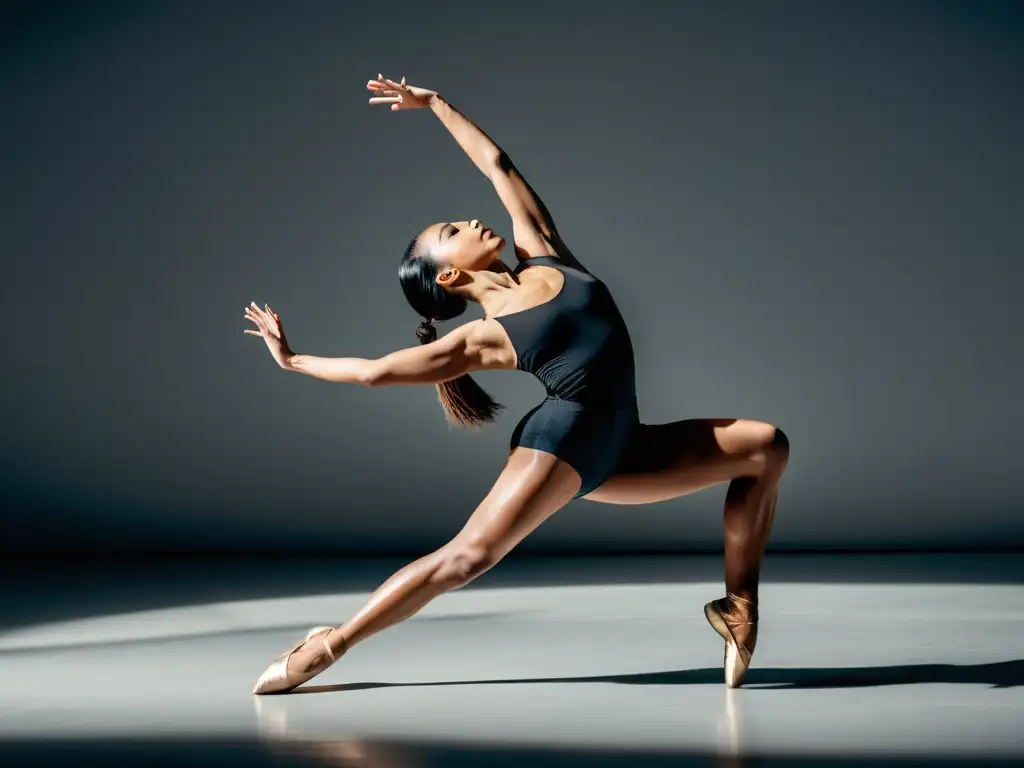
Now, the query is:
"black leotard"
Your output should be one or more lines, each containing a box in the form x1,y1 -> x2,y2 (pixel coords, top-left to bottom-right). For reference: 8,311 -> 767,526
492,255 -> 641,498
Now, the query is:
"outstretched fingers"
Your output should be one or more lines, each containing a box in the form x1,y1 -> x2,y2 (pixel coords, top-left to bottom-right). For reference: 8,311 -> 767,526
367,74 -> 408,109
244,302 -> 278,337
244,314 -> 262,336
244,306 -> 264,336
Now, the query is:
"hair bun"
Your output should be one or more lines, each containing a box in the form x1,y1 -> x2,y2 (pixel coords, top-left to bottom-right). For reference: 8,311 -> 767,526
415,319 -> 437,345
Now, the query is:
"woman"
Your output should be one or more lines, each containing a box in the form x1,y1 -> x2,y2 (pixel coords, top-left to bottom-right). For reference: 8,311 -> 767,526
245,74 -> 790,694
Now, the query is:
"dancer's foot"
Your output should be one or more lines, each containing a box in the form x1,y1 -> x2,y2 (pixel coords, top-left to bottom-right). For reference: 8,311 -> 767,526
703,593 -> 758,688
252,626 -> 348,695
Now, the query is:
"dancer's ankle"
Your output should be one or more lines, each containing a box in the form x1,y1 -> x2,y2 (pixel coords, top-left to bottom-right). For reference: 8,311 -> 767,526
725,592 -> 758,619
326,627 -> 349,658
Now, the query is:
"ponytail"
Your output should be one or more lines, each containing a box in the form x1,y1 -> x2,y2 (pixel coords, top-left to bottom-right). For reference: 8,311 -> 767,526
415,318 -> 504,429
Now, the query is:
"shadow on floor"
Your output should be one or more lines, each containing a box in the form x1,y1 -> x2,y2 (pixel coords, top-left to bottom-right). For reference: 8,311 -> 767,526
293,658 -> 1024,694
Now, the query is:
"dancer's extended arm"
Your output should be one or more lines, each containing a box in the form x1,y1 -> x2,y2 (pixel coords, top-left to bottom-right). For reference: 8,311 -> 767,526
290,321 -> 501,386
244,303 -> 506,386
367,75 -> 587,270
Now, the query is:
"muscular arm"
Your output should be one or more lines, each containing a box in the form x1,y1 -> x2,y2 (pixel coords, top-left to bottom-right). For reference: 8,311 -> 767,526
426,94 -> 505,178
427,94 -> 587,270
285,320 -> 509,387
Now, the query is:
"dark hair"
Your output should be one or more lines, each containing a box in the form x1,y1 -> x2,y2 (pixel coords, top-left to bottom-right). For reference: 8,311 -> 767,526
398,236 -> 504,429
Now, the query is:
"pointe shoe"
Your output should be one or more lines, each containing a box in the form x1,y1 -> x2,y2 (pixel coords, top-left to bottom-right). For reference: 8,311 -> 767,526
703,593 -> 758,688
252,625 -> 344,695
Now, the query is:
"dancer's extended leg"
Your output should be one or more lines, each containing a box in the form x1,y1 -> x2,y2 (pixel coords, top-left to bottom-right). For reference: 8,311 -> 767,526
253,447 -> 581,693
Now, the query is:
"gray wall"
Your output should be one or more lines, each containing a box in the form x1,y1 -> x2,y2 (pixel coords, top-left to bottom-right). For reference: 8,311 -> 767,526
2,0 -> 1021,554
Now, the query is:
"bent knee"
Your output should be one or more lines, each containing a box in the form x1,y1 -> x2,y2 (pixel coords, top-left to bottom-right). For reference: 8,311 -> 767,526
742,422 -> 789,473
770,425 -> 790,457
434,542 -> 500,588
762,424 -> 790,471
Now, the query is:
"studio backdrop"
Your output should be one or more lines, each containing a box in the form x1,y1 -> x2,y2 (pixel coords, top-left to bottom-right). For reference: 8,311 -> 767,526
2,0 -> 1020,554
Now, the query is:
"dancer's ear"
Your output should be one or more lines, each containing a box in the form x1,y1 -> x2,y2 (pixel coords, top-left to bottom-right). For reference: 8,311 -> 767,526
435,267 -> 460,288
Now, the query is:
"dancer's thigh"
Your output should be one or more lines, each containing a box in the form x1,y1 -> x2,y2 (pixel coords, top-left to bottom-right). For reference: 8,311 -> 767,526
452,447 -> 582,561
581,418 -> 781,505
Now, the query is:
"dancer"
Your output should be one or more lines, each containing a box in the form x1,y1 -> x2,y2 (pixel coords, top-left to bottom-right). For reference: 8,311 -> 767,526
245,74 -> 790,694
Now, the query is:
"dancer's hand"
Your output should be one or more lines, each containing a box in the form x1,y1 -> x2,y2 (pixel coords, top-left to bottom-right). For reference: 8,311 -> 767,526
244,302 -> 294,370
366,73 -> 436,111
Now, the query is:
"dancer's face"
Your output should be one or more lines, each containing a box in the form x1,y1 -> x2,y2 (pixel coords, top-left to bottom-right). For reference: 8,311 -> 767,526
419,219 -> 505,273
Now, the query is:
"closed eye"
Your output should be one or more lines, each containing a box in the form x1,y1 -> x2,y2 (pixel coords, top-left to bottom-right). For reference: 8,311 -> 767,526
446,224 -> 459,240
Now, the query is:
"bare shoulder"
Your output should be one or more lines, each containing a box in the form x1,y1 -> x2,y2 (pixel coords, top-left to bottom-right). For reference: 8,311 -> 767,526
460,318 -> 518,371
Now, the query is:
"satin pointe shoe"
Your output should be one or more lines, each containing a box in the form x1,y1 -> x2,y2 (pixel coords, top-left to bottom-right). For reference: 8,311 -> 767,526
703,593 -> 758,688
252,625 -> 344,695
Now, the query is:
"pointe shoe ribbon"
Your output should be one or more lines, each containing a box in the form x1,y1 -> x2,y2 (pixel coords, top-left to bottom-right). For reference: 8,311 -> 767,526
703,593 -> 757,689
252,626 -> 341,695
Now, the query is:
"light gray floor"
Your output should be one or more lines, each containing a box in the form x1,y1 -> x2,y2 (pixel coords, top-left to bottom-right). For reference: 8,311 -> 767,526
1,554 -> 1022,765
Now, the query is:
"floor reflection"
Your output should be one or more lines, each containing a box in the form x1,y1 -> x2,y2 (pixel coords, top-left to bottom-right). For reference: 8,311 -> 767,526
255,687 -> 754,768
717,689 -> 742,764
268,739 -> 429,768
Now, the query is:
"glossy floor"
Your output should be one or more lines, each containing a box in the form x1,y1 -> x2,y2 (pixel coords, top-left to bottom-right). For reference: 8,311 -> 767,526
1,554 -> 1022,766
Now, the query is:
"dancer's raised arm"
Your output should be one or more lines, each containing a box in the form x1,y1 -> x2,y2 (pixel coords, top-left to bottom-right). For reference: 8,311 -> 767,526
244,303 -> 508,386
367,74 -> 586,270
